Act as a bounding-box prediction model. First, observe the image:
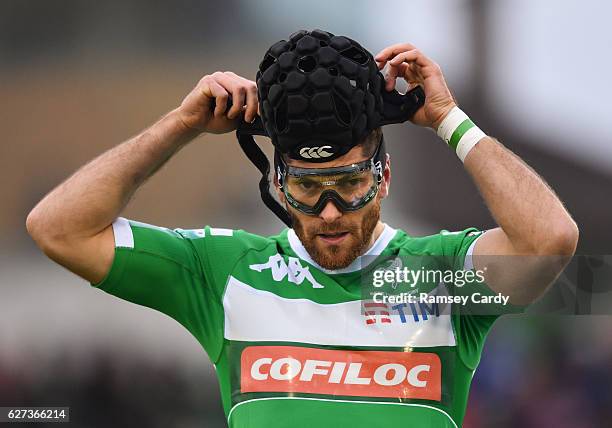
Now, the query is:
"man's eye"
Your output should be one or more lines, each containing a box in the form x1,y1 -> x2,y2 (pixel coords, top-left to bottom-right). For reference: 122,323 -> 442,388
299,181 -> 318,190
341,178 -> 363,187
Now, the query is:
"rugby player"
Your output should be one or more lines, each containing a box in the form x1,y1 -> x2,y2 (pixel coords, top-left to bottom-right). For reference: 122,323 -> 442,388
26,30 -> 578,427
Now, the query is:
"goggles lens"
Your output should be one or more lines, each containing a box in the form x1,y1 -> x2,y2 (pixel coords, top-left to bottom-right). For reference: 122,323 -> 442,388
283,160 -> 381,215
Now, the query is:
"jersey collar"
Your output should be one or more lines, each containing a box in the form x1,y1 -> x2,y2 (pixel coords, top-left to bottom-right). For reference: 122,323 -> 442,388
287,223 -> 397,274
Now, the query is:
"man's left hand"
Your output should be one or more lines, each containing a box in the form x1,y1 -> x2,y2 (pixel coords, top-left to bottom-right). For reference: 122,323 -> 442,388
375,43 -> 456,130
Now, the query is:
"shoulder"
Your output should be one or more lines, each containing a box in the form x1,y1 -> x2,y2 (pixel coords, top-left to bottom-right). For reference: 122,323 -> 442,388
174,226 -> 284,258
390,226 -> 483,257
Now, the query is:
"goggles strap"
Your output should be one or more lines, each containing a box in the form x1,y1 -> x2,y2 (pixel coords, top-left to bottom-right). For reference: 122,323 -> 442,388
372,136 -> 386,184
274,149 -> 286,188
236,132 -> 293,227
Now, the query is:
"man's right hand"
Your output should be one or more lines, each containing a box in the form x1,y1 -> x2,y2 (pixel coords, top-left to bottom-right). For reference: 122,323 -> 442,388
176,71 -> 259,135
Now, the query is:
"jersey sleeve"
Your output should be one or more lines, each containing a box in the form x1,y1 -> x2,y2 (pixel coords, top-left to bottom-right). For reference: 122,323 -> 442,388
440,228 -> 502,370
92,218 -> 226,362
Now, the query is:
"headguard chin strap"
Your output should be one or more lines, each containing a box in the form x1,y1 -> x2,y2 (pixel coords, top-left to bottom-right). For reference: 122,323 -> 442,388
236,123 -> 293,227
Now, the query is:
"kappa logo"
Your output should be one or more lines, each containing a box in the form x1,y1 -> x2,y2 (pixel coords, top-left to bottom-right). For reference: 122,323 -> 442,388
299,146 -> 333,159
240,346 -> 442,400
249,254 -> 324,289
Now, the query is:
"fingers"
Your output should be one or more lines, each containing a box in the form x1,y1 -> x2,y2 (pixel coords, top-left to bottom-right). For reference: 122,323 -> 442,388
384,62 -> 407,91
205,71 -> 259,121
376,45 -> 441,91
229,88 -> 246,120
375,43 -> 438,72
238,75 -> 259,123
204,77 -> 229,117
209,72 -> 241,119
393,62 -> 422,84
384,62 -> 426,92
388,49 -> 438,72
374,43 -> 417,65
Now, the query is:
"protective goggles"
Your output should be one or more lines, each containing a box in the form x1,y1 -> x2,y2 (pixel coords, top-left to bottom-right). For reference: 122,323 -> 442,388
276,139 -> 386,216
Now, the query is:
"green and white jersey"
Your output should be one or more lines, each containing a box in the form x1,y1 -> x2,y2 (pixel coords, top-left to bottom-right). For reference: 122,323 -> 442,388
94,218 -> 502,428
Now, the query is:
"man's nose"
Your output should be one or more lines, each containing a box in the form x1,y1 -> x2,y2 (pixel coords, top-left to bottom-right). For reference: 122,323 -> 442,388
318,200 -> 343,223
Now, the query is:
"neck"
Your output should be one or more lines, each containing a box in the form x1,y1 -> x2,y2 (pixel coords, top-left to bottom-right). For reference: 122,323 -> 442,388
364,221 -> 386,254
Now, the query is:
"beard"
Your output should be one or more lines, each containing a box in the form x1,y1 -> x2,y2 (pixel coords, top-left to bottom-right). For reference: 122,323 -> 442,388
291,199 -> 381,270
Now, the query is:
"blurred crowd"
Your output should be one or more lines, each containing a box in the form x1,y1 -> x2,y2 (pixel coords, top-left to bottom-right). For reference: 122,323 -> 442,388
466,317 -> 612,427
0,351 -> 225,428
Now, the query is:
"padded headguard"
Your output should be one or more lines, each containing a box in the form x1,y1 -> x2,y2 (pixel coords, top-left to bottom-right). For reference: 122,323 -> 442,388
235,29 -> 425,225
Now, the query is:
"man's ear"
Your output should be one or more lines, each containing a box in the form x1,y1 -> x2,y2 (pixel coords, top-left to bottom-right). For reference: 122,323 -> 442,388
379,154 -> 391,199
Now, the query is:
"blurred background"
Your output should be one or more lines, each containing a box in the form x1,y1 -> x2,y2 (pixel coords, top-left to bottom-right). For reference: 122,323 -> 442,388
1,0 -> 611,426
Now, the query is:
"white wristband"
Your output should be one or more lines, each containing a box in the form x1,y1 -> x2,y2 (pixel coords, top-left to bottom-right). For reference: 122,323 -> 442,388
436,106 -> 486,162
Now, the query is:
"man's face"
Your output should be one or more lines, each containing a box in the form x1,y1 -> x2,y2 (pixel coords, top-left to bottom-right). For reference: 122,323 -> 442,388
278,145 -> 391,270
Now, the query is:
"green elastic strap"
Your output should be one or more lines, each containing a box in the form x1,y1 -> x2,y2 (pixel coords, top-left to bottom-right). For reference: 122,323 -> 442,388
448,118 -> 475,150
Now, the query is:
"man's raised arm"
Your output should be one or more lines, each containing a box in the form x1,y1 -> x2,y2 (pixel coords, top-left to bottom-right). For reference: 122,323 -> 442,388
26,71 -> 258,283
375,43 -> 579,305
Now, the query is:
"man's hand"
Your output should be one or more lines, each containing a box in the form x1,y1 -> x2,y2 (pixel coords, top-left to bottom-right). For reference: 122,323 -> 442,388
177,71 -> 259,134
375,43 -> 456,130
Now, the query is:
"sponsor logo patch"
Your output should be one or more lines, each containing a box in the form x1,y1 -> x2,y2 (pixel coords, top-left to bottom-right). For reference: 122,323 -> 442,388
363,301 -> 440,325
240,346 -> 441,400
363,302 -> 391,325
249,254 -> 324,288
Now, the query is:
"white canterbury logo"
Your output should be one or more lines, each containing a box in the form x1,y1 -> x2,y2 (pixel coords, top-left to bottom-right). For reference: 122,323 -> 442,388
299,146 -> 333,159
